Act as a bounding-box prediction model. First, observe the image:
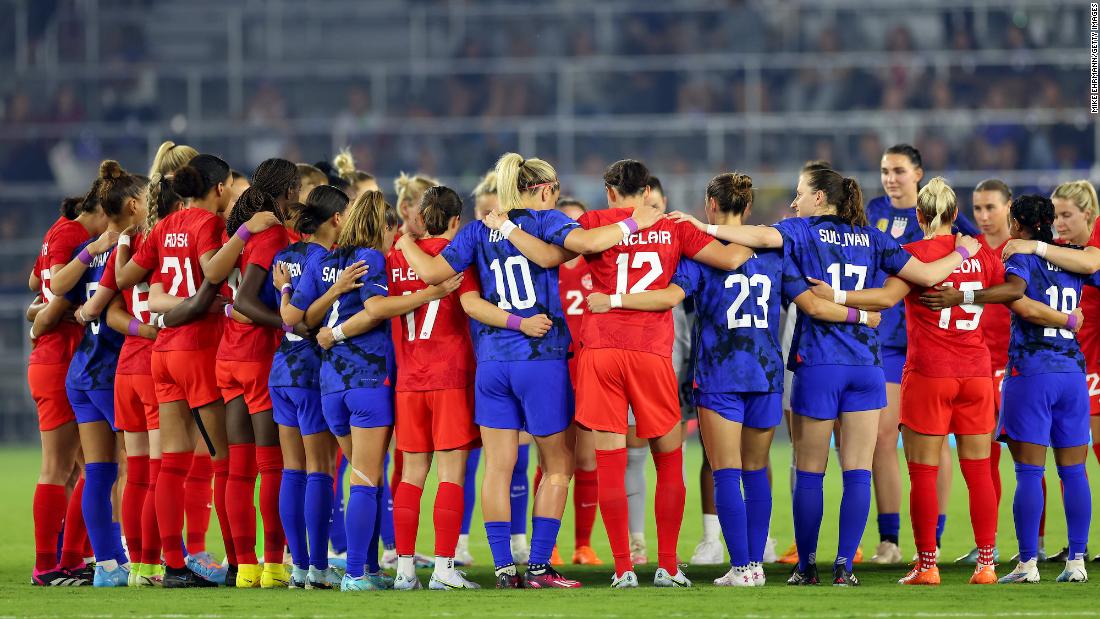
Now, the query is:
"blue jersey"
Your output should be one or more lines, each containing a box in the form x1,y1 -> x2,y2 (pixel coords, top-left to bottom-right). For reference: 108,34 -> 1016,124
270,242 -> 325,389
441,208 -> 578,362
1004,254 -> 1100,376
774,215 -> 911,368
866,196 -> 980,349
672,247 -> 809,394
65,241 -> 124,391
291,246 -> 393,394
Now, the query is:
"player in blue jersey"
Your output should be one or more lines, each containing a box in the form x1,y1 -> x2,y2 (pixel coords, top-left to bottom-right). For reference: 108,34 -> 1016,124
670,166 -> 980,586
865,145 -> 981,563
993,196 -> 1099,584
590,172 -> 879,587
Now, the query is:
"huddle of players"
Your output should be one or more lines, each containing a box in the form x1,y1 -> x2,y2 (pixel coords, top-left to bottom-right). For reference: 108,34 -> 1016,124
25,139 -> 1100,590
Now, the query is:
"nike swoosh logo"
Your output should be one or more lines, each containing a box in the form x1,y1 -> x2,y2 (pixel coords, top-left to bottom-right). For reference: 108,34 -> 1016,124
580,502 -> 597,508
510,493 -> 524,498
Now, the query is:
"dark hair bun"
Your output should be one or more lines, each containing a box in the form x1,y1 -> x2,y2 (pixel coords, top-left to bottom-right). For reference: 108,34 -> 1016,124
99,160 -> 124,180
173,165 -> 205,199
603,159 -> 651,196
60,197 -> 83,219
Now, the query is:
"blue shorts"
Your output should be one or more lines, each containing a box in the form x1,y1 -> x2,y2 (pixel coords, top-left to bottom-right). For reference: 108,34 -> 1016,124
998,373 -> 1090,449
695,391 -> 782,429
475,359 -> 572,437
272,386 -> 328,436
882,346 -> 906,384
791,364 -> 887,420
321,387 -> 394,437
66,387 -> 116,430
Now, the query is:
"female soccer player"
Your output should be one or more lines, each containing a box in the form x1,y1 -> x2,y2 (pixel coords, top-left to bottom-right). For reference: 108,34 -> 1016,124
591,172 -> 878,587
333,149 -> 380,196
674,166 -> 980,586
395,172 -> 440,238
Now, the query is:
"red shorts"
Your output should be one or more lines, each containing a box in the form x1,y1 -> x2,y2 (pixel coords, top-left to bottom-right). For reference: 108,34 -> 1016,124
151,347 -> 220,408
900,369 -> 995,436
28,362 -> 74,431
395,388 -> 479,453
1086,368 -> 1099,416
216,359 -> 273,414
115,373 -> 159,432
574,347 -> 679,439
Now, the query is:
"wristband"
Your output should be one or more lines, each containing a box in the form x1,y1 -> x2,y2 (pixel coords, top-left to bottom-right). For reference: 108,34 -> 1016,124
29,326 -> 36,340
610,293 -> 623,309
155,314 -> 166,329
706,224 -> 718,237
954,246 -> 971,261
281,323 -> 294,333
1067,313 -> 1079,331
858,310 -> 870,326
505,314 -> 523,331
280,283 -> 293,296
235,226 -> 253,243
834,289 -> 847,305
962,289 -> 976,305
1035,241 -> 1048,258
332,325 -> 347,343
499,220 -> 518,240
77,248 -> 93,265
224,303 -> 233,318
617,218 -> 640,238
845,307 -> 858,323
118,234 -> 131,248
77,307 -> 89,323
127,318 -> 141,336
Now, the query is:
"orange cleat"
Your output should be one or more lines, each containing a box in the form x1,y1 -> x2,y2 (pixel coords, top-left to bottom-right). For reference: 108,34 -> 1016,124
572,546 -> 603,566
898,565 -> 940,585
777,543 -> 799,565
854,546 -> 864,564
550,545 -> 564,566
969,564 -> 997,584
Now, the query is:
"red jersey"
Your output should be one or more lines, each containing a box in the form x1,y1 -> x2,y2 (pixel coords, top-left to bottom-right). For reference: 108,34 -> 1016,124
1079,225 -> 1100,371
976,235 -> 1011,372
218,226 -> 289,362
29,217 -> 90,365
901,235 -> 1005,378
558,258 -> 592,349
100,232 -> 154,375
577,208 -> 712,357
386,237 -> 477,391
133,208 -> 224,351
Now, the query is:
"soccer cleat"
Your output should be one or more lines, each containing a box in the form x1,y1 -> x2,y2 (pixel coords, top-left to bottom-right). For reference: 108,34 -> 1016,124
289,566 -> 309,589
653,567 -> 692,588
713,565 -> 754,587
550,546 -> 564,566
777,543 -> 799,565
763,537 -> 778,563
163,565 -> 219,588
871,541 -> 902,564
223,564 -> 238,587
261,563 -> 291,588
955,547 -> 979,564
414,553 -> 435,569
366,571 -> 394,589
610,570 -> 639,589
970,564 -> 997,584
572,546 -> 603,565
750,562 -> 766,587
328,552 -> 347,571
511,536 -> 530,565
1056,559 -> 1088,583
998,559 -> 1040,584
127,563 -> 144,587
393,571 -> 422,590
380,549 -> 398,570
185,552 -> 227,585
340,573 -> 385,591
898,565 -> 940,585
690,538 -> 725,565
235,563 -> 263,588
525,566 -> 581,589
32,567 -> 90,587
495,565 -> 524,589
831,563 -> 859,587
853,546 -> 864,564
454,539 -> 474,567
307,566 -> 343,590
130,564 -> 163,588
429,570 -> 481,590
629,534 -> 648,565
786,563 -> 819,586
93,564 -> 130,587
70,563 -> 95,582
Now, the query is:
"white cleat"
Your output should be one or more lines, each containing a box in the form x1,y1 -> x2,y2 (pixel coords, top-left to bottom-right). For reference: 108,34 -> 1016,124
511,535 -> 530,565
763,537 -> 778,564
610,570 -> 639,589
429,570 -> 481,590
690,539 -> 726,565
751,562 -> 766,587
454,538 -> 474,567
871,540 -> 903,564
713,566 -> 754,587
381,549 -> 398,570
653,567 -> 692,588
393,571 -> 422,590
1056,559 -> 1088,583
998,559 -> 1040,584
629,534 -> 648,565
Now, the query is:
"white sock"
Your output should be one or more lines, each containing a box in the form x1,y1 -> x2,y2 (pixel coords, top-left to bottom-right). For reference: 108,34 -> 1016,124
99,559 -> 118,571
396,555 -> 415,578
457,534 -> 469,546
434,556 -> 454,576
511,533 -> 527,547
701,513 -> 720,541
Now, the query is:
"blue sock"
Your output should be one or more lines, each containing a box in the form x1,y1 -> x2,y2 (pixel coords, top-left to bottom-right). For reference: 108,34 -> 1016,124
367,487 -> 382,573
380,453 -> 395,549
279,469 -> 308,570
510,445 -> 530,535
485,521 -> 514,568
837,469 -> 872,570
1013,463 -> 1045,563
792,470 -> 825,572
81,462 -> 119,564
529,517 -> 561,566
330,456 -> 348,554
344,485 -> 379,578
742,468 -> 771,564
877,512 -> 900,544
936,513 -> 946,547
109,521 -> 127,565
1057,463 -> 1092,561
305,472 -> 333,569
713,468 -> 748,567
462,449 -> 480,535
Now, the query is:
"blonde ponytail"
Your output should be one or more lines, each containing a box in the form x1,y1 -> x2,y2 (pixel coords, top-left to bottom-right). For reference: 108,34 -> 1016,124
1052,180 -> 1099,228
394,172 -> 440,219
338,190 -> 399,252
916,176 -> 957,237
148,140 -> 198,178
493,152 -> 557,213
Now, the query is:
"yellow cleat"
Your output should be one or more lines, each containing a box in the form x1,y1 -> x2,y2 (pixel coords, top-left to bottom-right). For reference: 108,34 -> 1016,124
235,563 -> 263,588
969,564 -> 997,584
572,545 -> 603,566
777,543 -> 799,565
261,563 -> 290,589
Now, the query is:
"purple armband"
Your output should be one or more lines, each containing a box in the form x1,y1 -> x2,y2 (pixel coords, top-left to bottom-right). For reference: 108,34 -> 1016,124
622,217 -> 640,234
282,323 -> 294,333
77,248 -> 93,265
127,318 -> 141,336
224,303 -> 233,318
954,246 -> 971,261
506,314 -> 523,331
235,226 -> 253,243
1067,313 -> 1079,331
845,307 -> 858,324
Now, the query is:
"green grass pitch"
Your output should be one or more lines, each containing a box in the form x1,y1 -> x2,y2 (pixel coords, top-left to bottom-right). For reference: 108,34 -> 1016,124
1,440 -> 1099,617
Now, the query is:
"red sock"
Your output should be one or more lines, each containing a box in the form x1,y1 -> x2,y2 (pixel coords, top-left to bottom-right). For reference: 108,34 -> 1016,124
391,450 -> 403,490
907,461 -> 939,565
434,482 -> 464,558
959,458 -> 998,551
59,477 -> 87,569
156,451 -> 193,569
1093,443 -> 1100,467
122,455 -> 150,563
393,482 -> 422,556
652,448 -> 685,575
595,449 -> 631,576
141,459 -> 162,565
33,483 -> 67,571
256,445 -> 285,565
989,441 -> 1002,504
212,458 -> 235,565
228,443 -> 258,565
573,468 -> 598,548
184,452 -> 213,554
533,466 -> 544,494
1039,475 -> 1047,538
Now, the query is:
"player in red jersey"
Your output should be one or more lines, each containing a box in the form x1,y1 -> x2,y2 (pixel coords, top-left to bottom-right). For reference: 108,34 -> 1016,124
484,158 -> 751,588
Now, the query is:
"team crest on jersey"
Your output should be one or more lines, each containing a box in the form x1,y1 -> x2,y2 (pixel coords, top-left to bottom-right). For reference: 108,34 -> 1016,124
876,218 -> 888,233
581,273 -> 593,290
890,216 -> 908,238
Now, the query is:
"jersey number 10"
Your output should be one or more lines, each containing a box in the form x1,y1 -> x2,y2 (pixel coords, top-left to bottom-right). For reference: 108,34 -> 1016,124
1044,285 -> 1078,339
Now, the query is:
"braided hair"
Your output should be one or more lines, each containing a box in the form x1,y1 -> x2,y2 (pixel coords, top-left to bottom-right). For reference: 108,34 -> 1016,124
1010,194 -> 1056,244
226,187 -> 280,237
